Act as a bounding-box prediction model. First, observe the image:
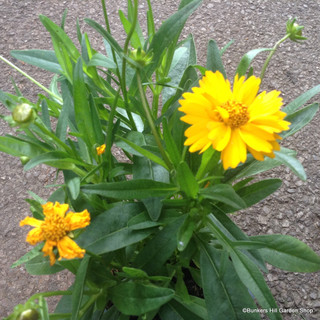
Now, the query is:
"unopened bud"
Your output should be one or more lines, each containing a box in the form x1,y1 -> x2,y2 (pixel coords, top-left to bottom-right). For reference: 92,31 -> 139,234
20,156 -> 30,165
286,18 -> 307,42
12,103 -> 35,126
17,309 -> 39,320
129,48 -> 153,68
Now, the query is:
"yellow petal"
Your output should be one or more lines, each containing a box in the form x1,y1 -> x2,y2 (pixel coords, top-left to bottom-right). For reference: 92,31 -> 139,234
239,125 -> 274,152
42,240 -> 57,265
65,210 -> 91,231
53,202 -> 69,218
221,128 -> 247,169
233,74 -> 261,106
57,236 -> 86,260
208,123 -> 231,151
26,227 -> 45,245
247,146 -> 265,161
20,216 -> 43,228
189,136 -> 211,153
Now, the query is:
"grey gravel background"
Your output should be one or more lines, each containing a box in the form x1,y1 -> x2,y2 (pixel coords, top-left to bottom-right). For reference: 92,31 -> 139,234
0,0 -> 319,319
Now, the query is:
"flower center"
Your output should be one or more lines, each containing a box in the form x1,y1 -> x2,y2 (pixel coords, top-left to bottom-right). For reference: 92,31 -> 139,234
219,100 -> 249,128
41,214 -> 68,242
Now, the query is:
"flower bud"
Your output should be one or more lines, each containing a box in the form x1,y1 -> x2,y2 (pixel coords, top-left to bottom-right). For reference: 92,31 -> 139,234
20,156 -> 30,165
286,18 -> 307,42
129,48 -> 153,68
17,309 -> 39,320
12,103 -> 35,126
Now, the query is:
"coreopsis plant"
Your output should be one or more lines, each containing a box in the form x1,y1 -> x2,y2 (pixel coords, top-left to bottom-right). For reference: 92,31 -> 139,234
1,0 -> 320,319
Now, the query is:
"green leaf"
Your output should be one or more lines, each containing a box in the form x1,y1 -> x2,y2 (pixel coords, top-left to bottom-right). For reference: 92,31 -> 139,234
11,50 -> 62,73
230,250 -> 281,320
73,58 -> 96,151
25,254 -> 64,275
206,39 -> 226,78
273,149 -> 306,180
237,179 -> 282,208
0,136 -> 44,158
11,244 -> 43,268
23,151 -> 85,171
146,0 -> 202,75
251,234 -> 320,272
72,256 -> 90,320
177,215 -> 196,251
162,46 -> 190,104
110,282 -> 174,315
77,202 -> 153,255
209,213 -> 267,273
85,19 -> 123,56
162,118 -> 181,166
199,184 -> 246,210
88,52 -> 117,69
200,243 -> 260,320
159,299 -> 205,320
119,10 -> 142,48
283,84 -> 320,115
282,103 -> 319,138
64,171 -> 81,200
38,296 -> 50,320
82,179 -> 177,200
134,216 -> 185,275
229,148 -> 302,181
133,155 -> 169,221
235,48 -> 271,77
39,15 -> 80,62
116,134 -> 169,170
177,161 -> 199,198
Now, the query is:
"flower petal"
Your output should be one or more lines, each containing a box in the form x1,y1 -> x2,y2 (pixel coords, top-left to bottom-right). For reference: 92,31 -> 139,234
57,236 -> 86,260
208,122 -> 231,151
20,216 -> 43,228
65,210 -> 91,231
42,240 -> 57,265
26,227 -> 45,245
233,74 -> 261,106
221,128 -> 247,169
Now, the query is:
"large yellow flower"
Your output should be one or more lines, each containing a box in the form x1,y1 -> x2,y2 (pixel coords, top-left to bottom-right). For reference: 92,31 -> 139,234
20,202 -> 90,265
179,70 -> 290,169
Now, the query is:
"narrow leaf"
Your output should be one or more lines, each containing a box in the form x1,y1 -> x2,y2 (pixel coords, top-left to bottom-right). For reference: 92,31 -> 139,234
283,84 -> 320,114
11,50 -> 62,73
251,234 -> 320,272
235,48 -> 271,77
206,39 -> 226,78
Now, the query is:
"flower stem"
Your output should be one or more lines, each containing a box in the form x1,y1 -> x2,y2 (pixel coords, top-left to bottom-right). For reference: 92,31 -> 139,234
0,55 -> 63,103
120,0 -> 139,131
136,70 -> 173,170
260,34 -> 290,81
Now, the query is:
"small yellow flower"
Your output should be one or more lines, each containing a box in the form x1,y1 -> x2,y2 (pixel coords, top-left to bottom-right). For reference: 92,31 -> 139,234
96,144 -> 106,155
179,71 -> 290,169
20,202 -> 90,265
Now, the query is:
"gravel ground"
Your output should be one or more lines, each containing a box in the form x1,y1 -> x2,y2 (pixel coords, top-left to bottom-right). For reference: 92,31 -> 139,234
0,0 -> 319,319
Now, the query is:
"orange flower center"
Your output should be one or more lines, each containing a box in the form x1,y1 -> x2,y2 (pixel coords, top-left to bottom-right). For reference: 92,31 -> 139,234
219,100 -> 249,128
41,214 -> 68,242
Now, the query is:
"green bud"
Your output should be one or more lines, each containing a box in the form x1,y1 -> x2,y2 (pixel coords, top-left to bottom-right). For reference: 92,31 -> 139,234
286,18 -> 307,42
12,103 -> 35,126
17,309 -> 39,320
129,48 -> 153,68
20,156 -> 30,165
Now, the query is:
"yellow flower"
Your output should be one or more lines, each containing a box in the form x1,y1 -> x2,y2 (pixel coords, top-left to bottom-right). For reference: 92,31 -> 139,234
20,202 -> 90,265
96,144 -> 106,155
179,71 -> 290,169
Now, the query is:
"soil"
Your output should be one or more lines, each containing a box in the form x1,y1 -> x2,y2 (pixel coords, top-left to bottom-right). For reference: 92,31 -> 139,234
0,0 -> 320,319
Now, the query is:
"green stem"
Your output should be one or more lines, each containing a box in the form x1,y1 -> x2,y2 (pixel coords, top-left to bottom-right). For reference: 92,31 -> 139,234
120,0 -> 139,131
29,290 -> 72,302
101,0 -> 111,32
105,89 -> 120,180
0,55 -> 63,103
34,121 -> 73,154
136,70 -> 173,170
260,34 -> 290,81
